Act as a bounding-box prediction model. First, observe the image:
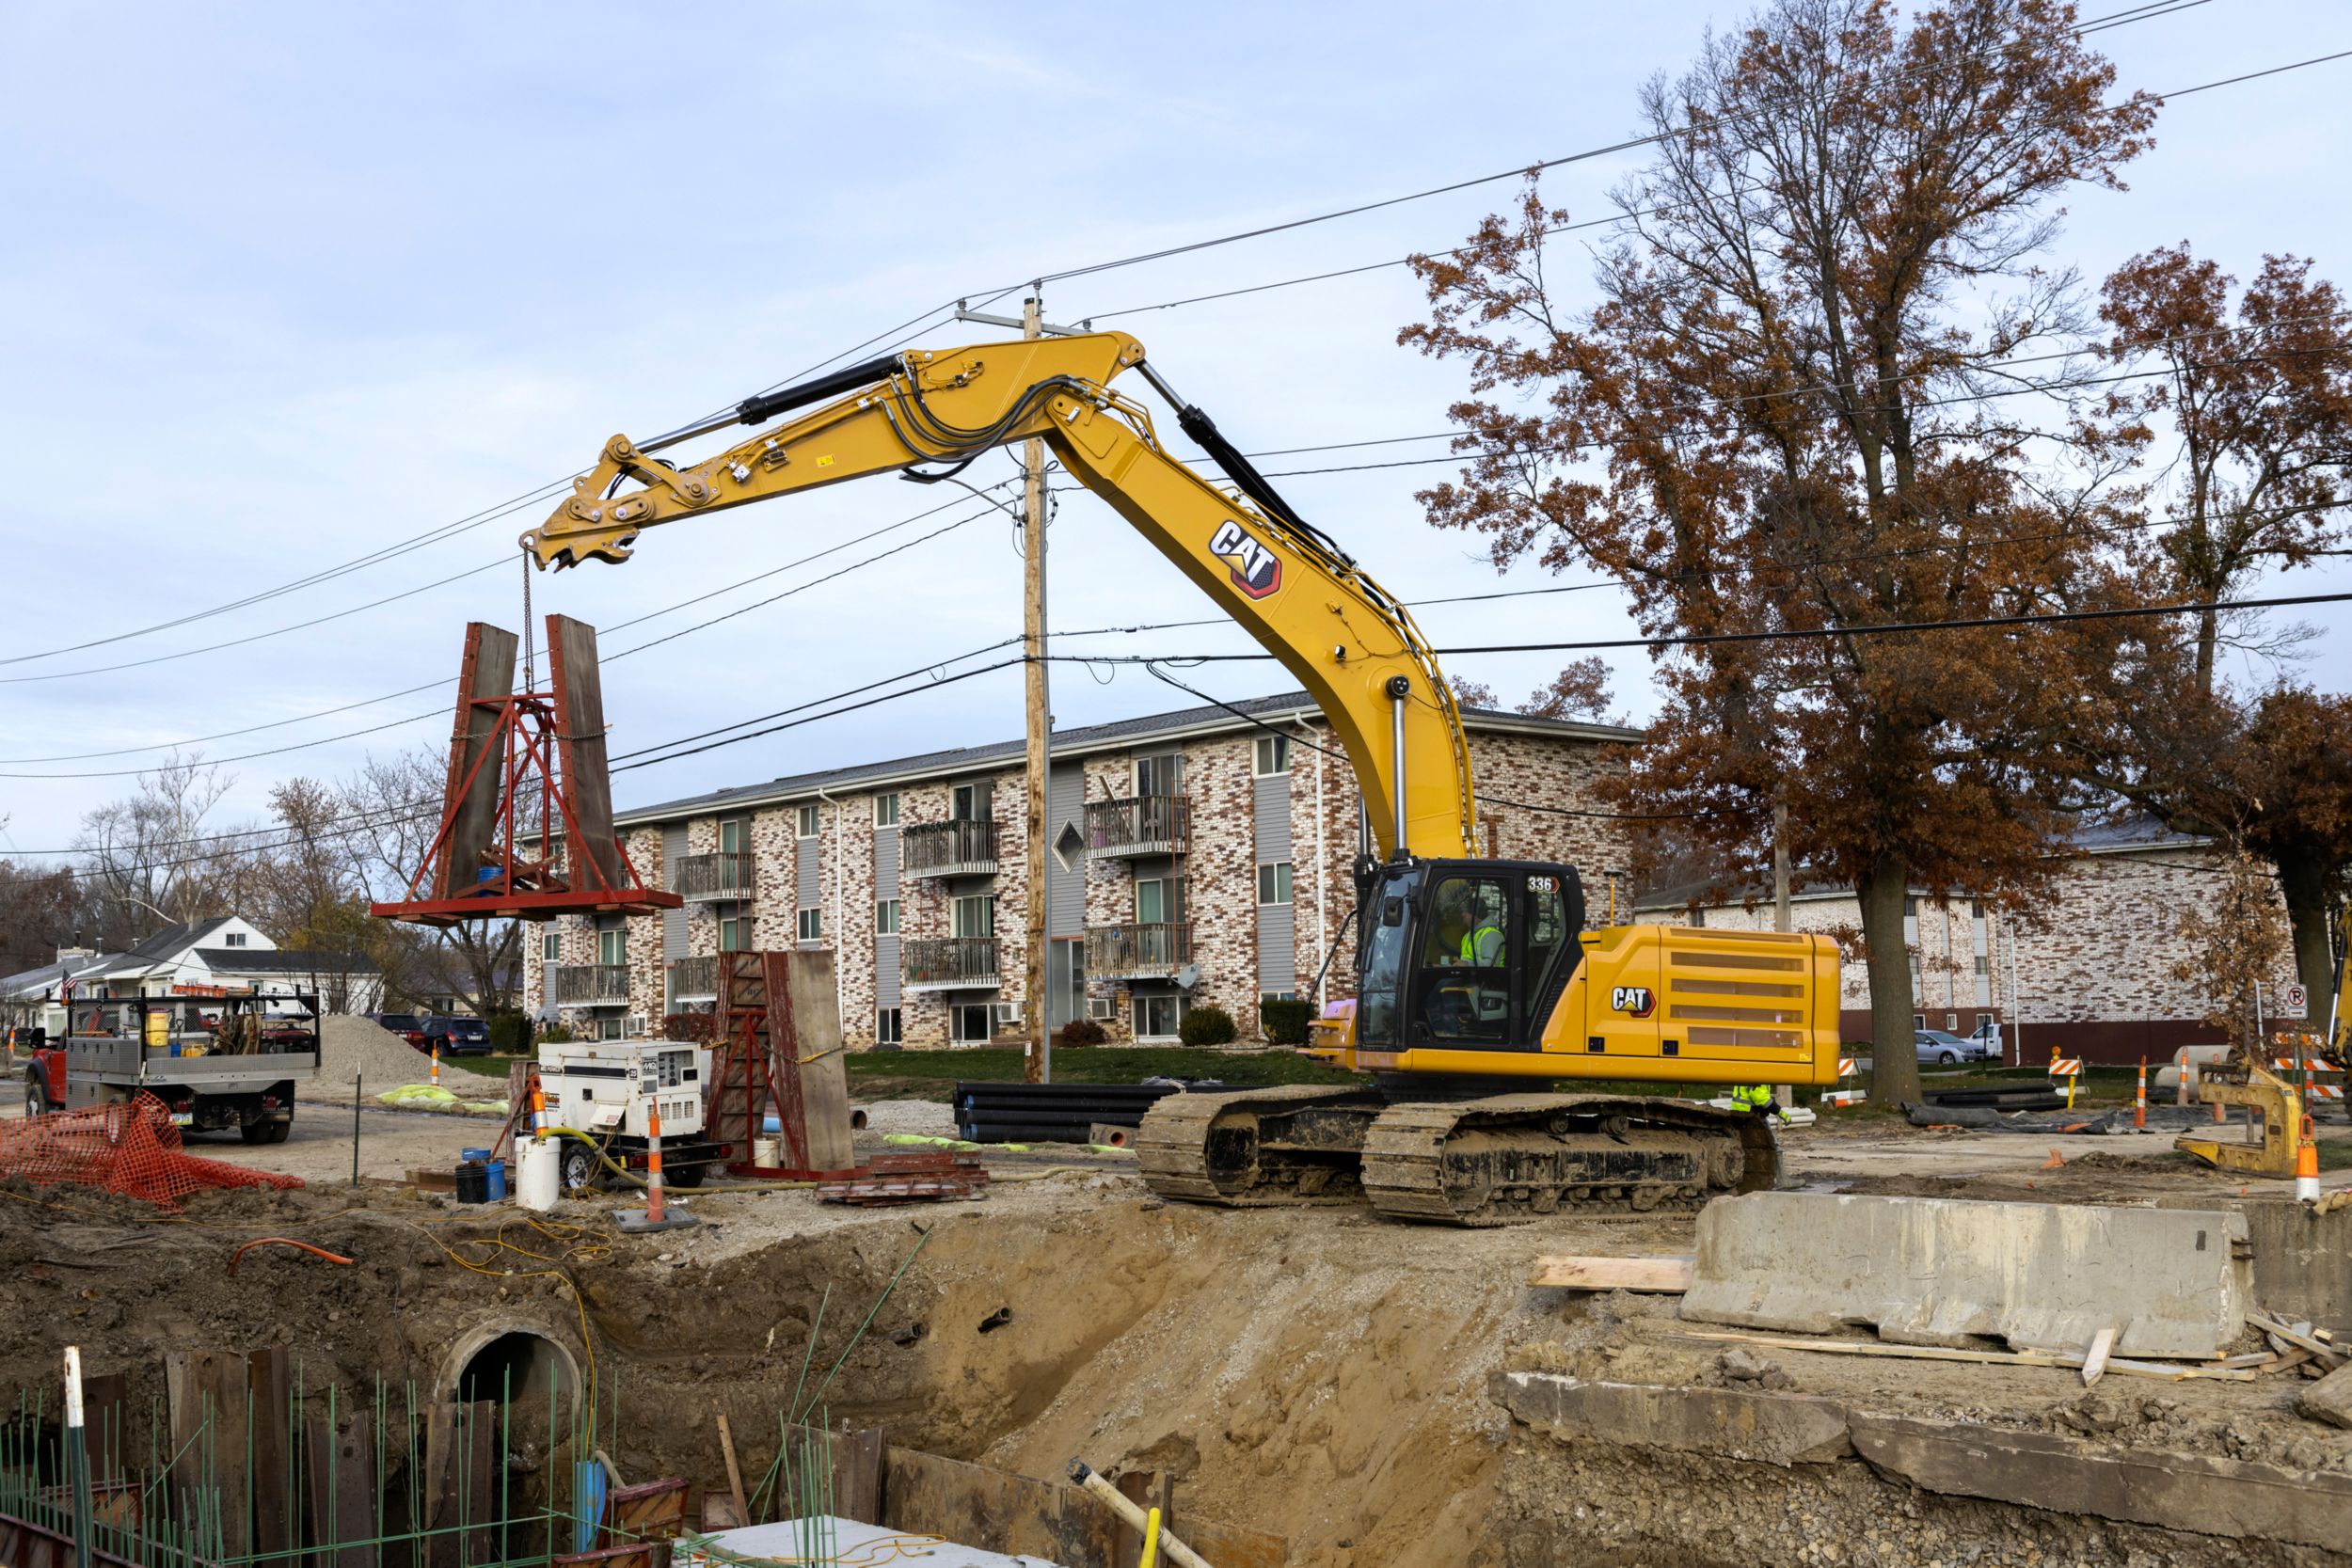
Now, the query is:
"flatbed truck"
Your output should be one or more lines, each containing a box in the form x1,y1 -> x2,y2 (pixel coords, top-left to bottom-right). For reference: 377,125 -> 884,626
23,993 -> 321,1143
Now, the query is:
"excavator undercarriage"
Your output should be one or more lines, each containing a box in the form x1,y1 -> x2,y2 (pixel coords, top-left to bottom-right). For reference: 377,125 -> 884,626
1136,1083 -> 1778,1227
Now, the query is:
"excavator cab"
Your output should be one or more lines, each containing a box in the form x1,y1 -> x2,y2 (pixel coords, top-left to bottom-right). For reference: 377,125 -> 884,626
1353,859 -> 1584,1055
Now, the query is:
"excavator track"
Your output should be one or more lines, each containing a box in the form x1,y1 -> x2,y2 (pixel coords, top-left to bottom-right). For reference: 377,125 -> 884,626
1135,1085 -> 1386,1207
1138,1086 -> 1777,1226
1361,1094 -> 1778,1227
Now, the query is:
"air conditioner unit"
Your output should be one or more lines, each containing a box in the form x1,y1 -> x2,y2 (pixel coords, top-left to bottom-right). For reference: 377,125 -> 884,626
624,1014 -> 648,1038
993,1001 -> 1025,1027
1088,997 -> 1114,1022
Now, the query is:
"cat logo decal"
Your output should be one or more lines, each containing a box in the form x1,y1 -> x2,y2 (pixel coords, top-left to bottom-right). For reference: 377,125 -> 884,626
1207,518 -> 1282,599
1611,986 -> 1657,1018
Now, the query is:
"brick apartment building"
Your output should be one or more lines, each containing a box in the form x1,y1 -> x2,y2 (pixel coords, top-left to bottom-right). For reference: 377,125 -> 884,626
1639,818 -> 2304,1065
522,691 -> 1638,1049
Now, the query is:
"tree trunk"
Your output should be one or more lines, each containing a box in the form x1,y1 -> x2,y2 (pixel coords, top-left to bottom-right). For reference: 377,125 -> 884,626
2276,853 -> 2337,1043
1857,856 -> 1924,1108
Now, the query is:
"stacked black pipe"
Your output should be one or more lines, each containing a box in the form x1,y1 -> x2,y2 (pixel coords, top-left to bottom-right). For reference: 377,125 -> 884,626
954,1081 -> 1200,1144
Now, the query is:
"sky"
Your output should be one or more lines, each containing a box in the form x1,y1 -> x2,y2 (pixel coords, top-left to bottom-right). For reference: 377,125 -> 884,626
0,0 -> 2345,862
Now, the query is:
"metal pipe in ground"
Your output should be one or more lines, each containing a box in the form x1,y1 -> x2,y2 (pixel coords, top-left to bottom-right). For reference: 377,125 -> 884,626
1069,1461 -> 1213,1568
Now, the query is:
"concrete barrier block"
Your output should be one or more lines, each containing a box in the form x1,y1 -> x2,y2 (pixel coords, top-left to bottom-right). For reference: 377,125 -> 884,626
1498,1371 -> 1852,1465
1682,1193 -> 2249,1359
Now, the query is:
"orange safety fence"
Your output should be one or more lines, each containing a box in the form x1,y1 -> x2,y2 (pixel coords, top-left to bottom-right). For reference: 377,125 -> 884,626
3,1093 -> 302,1211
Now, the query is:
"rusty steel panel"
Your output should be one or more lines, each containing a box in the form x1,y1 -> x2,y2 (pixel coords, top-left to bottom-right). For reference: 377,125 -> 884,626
548,614 -> 624,893
435,624 -> 519,900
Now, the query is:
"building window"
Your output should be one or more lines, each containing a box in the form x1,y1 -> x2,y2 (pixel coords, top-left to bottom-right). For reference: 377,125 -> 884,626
720,817 -> 748,856
1254,736 -> 1290,776
1052,819 -> 1085,873
1688,908 -> 1708,927
1136,877 -> 1182,926
542,931 -> 560,962
599,1017 -> 624,1042
874,792 -> 899,827
597,926 -> 626,967
797,907 -> 822,942
952,781 -> 993,821
1136,752 -> 1183,797
797,803 -> 820,837
1135,992 -> 1183,1039
876,899 -> 900,934
1262,990 -> 1298,1003
1257,862 -> 1293,906
950,1002 -> 993,1044
952,895 -> 995,939
224,932 -> 248,948
876,1006 -> 902,1046
719,908 -> 753,952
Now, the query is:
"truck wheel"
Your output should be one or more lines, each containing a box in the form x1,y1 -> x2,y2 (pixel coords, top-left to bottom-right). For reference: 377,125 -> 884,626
265,1118 -> 291,1145
664,1160 -> 707,1191
241,1120 -> 271,1144
23,1077 -> 46,1120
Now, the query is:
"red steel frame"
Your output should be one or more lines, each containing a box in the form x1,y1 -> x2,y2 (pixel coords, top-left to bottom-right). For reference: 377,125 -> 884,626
370,684 -> 678,927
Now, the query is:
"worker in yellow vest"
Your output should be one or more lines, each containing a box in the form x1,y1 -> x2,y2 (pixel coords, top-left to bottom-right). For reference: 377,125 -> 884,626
1730,1083 -> 1791,1123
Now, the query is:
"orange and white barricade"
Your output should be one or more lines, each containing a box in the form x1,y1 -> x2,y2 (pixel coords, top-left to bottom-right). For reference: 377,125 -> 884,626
1821,1055 -> 1867,1109
2048,1054 -> 2083,1109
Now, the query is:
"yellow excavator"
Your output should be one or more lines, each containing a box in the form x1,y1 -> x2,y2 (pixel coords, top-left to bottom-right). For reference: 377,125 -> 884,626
523,327 -> 1841,1225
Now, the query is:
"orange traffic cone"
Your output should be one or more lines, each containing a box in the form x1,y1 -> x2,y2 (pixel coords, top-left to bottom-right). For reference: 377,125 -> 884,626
2296,1105 -> 2322,1204
431,1043 -> 441,1088
2134,1057 -> 2147,1132
644,1101 -> 668,1226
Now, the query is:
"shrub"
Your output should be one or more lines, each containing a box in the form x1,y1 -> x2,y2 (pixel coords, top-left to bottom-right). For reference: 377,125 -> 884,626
662,1012 -> 718,1043
537,1022 -> 574,1045
486,1011 -> 532,1055
1055,1018 -> 1106,1049
1177,1004 -> 1237,1047
1259,998 -> 1312,1046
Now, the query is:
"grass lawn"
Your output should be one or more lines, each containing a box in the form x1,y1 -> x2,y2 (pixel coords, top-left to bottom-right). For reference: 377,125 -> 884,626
846,1046 -> 1360,1101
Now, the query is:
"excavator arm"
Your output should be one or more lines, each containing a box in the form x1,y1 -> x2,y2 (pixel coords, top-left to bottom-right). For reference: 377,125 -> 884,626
521,331 -> 1477,862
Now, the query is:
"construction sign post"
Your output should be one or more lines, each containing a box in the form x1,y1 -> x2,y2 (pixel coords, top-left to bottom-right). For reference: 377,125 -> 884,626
2048,1054 -> 2084,1109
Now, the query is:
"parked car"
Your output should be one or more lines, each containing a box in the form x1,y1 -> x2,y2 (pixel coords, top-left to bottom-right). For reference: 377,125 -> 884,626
370,1012 -> 429,1048
1915,1028 -> 1988,1066
419,1015 -> 492,1056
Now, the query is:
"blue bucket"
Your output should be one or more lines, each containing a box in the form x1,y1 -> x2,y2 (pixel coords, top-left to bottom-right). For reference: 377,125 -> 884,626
485,1160 -> 508,1201
459,1147 -> 491,1163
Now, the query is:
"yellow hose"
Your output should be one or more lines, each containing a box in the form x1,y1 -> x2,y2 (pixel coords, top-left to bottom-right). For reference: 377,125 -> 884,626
1140,1506 -> 1162,1568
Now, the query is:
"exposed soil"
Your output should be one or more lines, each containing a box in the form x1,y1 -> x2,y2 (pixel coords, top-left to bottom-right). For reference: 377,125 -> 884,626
1,1104 -> 2346,1567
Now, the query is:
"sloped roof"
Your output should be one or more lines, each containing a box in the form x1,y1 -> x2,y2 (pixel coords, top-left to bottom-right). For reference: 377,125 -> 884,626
615,689 -> 1641,827
195,947 -> 379,976
0,952 -> 117,998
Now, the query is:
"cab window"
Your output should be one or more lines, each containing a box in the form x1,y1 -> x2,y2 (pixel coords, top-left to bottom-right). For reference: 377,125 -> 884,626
1412,875 -> 1513,1044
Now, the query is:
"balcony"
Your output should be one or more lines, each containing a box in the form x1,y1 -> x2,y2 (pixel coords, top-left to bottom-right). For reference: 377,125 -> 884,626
901,936 -> 1000,992
674,851 -> 755,904
553,963 -> 631,1006
1085,922 -> 1192,981
667,954 -> 719,1005
902,819 -> 997,880
1086,795 -> 1189,860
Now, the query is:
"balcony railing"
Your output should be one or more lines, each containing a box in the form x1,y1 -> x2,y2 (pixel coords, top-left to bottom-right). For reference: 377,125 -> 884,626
902,819 -> 998,879
675,851 -> 755,904
1086,795 -> 1190,859
667,954 -> 719,1004
1085,921 -> 1192,980
553,963 -> 631,1006
901,936 -> 1000,991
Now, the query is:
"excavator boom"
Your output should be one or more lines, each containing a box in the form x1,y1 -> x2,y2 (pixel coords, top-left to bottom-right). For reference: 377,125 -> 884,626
523,331 -> 1476,862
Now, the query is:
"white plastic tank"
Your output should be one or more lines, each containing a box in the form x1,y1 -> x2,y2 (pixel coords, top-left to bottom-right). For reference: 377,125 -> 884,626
516,1137 -> 562,1212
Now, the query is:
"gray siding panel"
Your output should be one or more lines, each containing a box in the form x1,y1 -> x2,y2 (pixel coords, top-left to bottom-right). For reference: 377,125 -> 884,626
1257,904 -> 1296,994
1252,775 -> 1292,859
874,826 -> 899,897
796,833 -> 820,946
876,826 -> 900,1003
876,934 -> 900,1006
661,824 -> 688,961
1046,768 -> 1085,938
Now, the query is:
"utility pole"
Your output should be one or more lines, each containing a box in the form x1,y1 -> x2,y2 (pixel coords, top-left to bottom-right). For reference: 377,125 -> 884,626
1023,290 -> 1052,1085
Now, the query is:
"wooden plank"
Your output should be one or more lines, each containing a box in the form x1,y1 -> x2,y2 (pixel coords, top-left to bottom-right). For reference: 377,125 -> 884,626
307,1411 -> 380,1568
248,1346 -> 294,1560
183,1349 -> 253,1560
435,623 -> 519,899
466,1401 -> 500,1566
1672,1329 -> 2257,1381
716,1414 -> 749,1528
2081,1325 -> 2118,1386
548,614 -> 623,893
783,950 -> 857,1171
422,1402 -> 460,1568
833,1426 -> 884,1526
1527,1255 -> 1694,1292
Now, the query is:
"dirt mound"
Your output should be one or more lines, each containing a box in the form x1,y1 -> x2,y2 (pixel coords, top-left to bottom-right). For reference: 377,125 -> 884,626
311,1015 -> 437,1094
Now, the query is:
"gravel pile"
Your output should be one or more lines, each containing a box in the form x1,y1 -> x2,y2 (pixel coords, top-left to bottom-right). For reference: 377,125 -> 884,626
311,1015 -> 438,1094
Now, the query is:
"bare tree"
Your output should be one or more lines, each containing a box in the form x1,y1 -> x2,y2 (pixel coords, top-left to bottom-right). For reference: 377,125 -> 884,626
344,748 -> 521,1018
72,752 -> 255,946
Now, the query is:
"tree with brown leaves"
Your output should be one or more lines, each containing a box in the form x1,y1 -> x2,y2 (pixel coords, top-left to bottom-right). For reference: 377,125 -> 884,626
1400,0 -> 2157,1104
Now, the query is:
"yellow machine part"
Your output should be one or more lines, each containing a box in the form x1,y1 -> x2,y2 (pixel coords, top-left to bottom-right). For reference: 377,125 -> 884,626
2176,1058 -> 2313,1179
1311,925 -> 1843,1087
